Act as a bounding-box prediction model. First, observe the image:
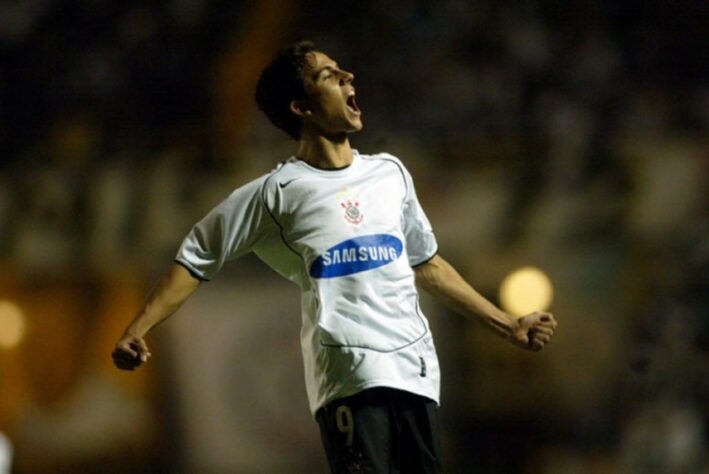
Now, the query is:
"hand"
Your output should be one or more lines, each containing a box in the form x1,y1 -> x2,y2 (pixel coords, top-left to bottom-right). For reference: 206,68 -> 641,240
112,333 -> 152,371
512,311 -> 557,351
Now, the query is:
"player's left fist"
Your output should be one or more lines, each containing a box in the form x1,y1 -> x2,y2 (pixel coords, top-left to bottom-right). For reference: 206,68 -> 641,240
513,311 -> 557,352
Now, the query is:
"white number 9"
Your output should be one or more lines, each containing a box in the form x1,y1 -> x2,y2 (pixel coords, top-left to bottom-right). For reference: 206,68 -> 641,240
335,405 -> 354,447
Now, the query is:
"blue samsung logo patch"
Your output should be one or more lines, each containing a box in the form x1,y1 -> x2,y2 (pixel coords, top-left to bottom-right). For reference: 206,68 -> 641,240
310,234 -> 403,278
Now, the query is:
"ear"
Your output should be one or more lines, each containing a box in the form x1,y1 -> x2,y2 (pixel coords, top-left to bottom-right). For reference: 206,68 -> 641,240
290,100 -> 312,119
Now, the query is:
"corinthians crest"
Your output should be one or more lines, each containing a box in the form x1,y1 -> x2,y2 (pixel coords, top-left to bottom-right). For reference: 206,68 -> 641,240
337,187 -> 364,225
341,200 -> 363,224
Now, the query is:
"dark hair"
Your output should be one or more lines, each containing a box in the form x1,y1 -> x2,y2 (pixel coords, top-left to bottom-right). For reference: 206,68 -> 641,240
255,40 -> 317,140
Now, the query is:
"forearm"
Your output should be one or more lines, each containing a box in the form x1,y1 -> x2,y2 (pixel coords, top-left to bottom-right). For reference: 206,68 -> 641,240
124,263 -> 201,338
415,255 -> 516,339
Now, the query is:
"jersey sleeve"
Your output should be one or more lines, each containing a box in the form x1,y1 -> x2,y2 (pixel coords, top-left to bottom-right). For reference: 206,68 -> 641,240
175,177 -> 271,281
398,160 -> 438,267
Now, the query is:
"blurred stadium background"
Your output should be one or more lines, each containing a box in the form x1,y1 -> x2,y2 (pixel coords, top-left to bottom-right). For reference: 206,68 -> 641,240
0,1 -> 706,473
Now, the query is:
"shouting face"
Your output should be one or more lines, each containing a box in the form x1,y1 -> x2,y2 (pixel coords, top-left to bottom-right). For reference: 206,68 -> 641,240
292,51 -> 363,138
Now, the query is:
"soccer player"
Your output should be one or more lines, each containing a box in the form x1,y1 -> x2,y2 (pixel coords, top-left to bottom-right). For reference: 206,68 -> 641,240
112,40 -> 557,473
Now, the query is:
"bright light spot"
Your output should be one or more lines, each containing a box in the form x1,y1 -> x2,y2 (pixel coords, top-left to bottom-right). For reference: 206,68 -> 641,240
0,300 -> 26,349
499,266 -> 554,318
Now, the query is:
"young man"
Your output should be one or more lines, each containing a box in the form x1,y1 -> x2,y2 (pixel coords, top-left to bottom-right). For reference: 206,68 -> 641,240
112,40 -> 557,473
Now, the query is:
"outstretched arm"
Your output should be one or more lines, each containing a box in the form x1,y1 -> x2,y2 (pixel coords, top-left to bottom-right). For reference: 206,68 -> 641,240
414,255 -> 556,351
112,263 -> 202,370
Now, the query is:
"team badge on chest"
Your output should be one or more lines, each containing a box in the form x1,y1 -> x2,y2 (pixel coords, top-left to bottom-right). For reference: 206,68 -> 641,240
341,200 -> 363,224
337,187 -> 364,225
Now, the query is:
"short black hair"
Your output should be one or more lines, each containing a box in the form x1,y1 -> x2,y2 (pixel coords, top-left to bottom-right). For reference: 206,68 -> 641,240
255,40 -> 317,140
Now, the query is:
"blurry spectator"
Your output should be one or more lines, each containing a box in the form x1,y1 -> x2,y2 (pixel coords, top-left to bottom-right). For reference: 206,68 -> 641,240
0,431 -> 11,474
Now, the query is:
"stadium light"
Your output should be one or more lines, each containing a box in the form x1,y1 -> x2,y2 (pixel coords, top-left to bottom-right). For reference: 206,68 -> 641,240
499,266 -> 554,318
0,301 -> 26,349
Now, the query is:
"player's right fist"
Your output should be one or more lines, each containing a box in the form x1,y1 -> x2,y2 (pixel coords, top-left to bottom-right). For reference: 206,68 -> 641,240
112,334 -> 151,371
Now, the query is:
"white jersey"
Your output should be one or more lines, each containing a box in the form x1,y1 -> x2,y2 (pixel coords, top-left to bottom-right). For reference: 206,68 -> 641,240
176,150 -> 440,414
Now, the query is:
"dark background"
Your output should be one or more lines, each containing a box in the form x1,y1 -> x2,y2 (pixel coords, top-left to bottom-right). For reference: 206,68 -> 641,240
0,1 -> 706,472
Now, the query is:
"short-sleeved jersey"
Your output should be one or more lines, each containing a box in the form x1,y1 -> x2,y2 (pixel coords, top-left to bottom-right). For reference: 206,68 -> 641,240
176,150 -> 440,414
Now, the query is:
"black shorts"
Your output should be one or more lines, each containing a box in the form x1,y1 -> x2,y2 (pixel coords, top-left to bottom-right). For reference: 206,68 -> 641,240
316,387 -> 443,473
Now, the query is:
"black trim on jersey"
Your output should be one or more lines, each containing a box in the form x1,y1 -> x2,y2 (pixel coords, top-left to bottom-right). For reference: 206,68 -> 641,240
362,155 -> 435,269
319,295 -> 429,353
411,250 -> 438,269
360,154 -> 408,198
259,167 -> 304,259
174,259 -> 211,282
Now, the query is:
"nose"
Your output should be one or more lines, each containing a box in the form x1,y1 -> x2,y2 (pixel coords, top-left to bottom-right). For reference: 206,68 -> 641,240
340,69 -> 354,85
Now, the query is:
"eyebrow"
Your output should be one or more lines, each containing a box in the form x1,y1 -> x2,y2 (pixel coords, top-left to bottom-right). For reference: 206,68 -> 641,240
312,64 -> 339,80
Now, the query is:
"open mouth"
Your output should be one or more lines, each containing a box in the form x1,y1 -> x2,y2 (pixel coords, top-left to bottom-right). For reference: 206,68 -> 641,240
346,94 -> 361,114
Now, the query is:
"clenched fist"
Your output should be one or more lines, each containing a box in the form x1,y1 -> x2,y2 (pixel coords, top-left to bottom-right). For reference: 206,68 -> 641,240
513,312 -> 557,351
112,333 -> 152,370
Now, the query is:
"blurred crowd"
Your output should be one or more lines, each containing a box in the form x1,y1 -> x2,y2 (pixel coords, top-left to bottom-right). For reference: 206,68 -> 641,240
0,1 -> 705,270
0,1 -> 706,472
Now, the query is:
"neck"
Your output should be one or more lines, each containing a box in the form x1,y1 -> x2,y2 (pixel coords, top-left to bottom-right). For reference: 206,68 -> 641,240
296,131 -> 353,170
